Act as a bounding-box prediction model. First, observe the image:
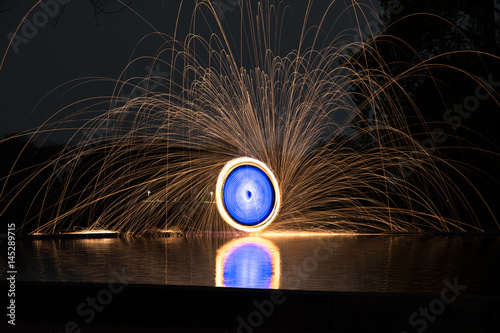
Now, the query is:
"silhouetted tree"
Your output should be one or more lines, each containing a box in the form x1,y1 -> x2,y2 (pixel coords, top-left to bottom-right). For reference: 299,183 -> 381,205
0,0 -> 129,25
0,0 -> 16,12
344,0 -> 500,228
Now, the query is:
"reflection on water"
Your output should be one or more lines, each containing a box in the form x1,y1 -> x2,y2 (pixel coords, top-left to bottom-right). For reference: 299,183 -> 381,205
216,237 -> 280,289
5,235 -> 500,294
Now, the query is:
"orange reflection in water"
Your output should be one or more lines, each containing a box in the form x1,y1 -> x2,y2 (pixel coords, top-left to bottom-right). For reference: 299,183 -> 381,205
216,237 -> 281,289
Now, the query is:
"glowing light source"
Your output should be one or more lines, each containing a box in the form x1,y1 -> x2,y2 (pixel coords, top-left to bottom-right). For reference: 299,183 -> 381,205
216,157 -> 281,232
66,229 -> 118,235
216,237 -> 281,289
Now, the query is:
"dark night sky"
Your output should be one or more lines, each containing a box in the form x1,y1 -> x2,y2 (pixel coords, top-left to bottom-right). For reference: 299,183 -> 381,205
0,0 -> 179,139
0,0 -> 374,140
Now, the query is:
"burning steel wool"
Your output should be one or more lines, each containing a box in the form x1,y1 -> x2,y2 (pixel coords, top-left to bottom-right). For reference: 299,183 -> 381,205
216,157 -> 281,232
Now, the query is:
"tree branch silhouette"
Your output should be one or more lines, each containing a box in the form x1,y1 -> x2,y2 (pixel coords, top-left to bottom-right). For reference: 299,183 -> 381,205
0,0 -> 130,25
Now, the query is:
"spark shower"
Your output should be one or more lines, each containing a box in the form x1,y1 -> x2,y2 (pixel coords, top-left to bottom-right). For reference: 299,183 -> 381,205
1,0 -> 499,235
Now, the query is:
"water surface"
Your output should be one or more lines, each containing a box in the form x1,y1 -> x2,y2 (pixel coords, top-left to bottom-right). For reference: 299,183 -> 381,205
6,234 -> 500,294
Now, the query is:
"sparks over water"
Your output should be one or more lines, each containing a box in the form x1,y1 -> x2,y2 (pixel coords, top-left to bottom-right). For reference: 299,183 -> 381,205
1,1 -> 499,235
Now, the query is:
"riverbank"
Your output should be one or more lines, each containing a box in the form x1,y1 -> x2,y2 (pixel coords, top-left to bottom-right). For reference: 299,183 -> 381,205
4,281 -> 499,332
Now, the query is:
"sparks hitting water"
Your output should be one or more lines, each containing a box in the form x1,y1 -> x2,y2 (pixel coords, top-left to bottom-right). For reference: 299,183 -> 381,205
0,1 -> 499,236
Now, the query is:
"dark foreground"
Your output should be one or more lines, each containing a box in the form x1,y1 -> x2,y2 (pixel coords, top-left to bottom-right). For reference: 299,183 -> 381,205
4,281 -> 499,332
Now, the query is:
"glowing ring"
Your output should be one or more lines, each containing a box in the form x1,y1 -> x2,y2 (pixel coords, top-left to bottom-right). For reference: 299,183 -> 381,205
216,157 -> 281,232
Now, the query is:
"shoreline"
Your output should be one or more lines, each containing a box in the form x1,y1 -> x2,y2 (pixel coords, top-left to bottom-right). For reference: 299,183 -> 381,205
5,280 -> 499,332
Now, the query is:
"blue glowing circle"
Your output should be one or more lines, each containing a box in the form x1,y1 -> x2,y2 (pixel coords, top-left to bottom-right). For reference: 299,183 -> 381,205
222,165 -> 275,226
223,243 -> 273,289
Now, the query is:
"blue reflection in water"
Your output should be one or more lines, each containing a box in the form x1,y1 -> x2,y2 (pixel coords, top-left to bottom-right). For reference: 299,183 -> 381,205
223,243 -> 273,289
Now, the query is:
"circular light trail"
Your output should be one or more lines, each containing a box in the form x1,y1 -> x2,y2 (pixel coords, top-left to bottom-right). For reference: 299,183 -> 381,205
223,165 -> 274,225
216,157 -> 281,232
